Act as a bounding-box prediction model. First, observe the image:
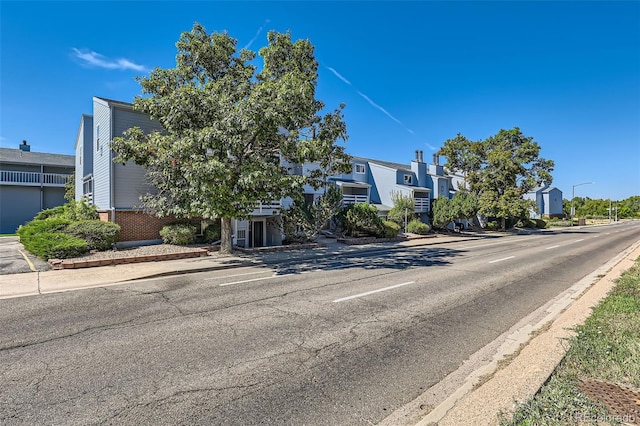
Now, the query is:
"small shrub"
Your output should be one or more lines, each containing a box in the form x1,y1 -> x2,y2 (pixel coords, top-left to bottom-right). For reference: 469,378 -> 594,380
517,218 -> 536,228
343,203 -> 384,237
485,221 -> 500,231
203,222 -> 221,243
383,221 -> 400,238
23,232 -> 87,260
407,220 -> 430,235
160,223 -> 197,245
66,220 -> 120,251
534,219 -> 547,229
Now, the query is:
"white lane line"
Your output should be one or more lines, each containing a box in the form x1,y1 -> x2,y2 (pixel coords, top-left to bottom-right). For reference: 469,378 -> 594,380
333,281 -> 415,303
575,239 -> 585,242
202,270 -> 273,281
488,256 -> 515,264
220,274 -> 292,287
546,245 -> 560,250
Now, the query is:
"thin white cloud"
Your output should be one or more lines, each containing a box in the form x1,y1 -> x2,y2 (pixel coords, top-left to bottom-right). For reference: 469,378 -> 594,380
356,90 -> 414,135
326,67 -> 352,85
244,19 -> 271,50
327,64 -> 414,135
425,142 -> 437,151
72,48 -> 147,72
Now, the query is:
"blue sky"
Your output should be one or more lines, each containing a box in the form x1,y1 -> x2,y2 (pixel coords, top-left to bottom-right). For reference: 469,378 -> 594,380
1,1 -> 639,201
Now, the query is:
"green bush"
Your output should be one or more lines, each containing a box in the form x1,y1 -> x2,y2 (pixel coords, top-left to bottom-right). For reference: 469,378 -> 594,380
203,222 -> 221,243
343,203 -> 384,237
485,221 -> 500,231
517,218 -> 536,228
22,232 -> 87,260
34,205 -> 67,221
66,220 -> 120,251
33,201 -> 98,221
17,218 -> 72,239
534,218 -> 547,229
160,223 -> 197,245
382,220 -> 401,238
407,219 -> 430,235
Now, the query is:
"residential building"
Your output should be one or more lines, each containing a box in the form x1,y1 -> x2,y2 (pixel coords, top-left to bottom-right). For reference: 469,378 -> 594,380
77,96 -> 283,248
329,150 -> 455,220
0,142 -> 74,234
525,185 -> 564,218
76,96 -> 478,247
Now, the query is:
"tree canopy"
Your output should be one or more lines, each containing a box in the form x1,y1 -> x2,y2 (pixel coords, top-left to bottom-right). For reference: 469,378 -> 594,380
438,127 -> 554,230
112,23 -> 351,253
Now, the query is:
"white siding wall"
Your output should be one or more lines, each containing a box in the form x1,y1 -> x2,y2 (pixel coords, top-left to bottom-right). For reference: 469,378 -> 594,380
92,99 -> 113,210
112,107 -> 163,209
75,119 -> 85,202
75,115 -> 94,202
368,163 -> 398,206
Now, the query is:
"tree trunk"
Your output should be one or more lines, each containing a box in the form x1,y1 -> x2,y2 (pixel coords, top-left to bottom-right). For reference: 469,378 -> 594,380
501,216 -> 506,231
220,217 -> 234,254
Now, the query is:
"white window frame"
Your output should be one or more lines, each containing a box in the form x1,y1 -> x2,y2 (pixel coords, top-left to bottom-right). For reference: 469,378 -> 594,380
404,174 -> 413,184
355,163 -> 365,174
96,124 -> 100,151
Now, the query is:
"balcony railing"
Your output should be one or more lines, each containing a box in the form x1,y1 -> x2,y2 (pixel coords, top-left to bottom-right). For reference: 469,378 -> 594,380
414,197 -> 430,213
0,170 -> 72,187
342,194 -> 368,204
251,200 -> 281,215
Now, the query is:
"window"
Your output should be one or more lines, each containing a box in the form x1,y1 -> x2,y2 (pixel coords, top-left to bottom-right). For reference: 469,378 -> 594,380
404,174 -> 413,184
355,164 -> 365,174
96,124 -> 100,151
303,193 -> 315,206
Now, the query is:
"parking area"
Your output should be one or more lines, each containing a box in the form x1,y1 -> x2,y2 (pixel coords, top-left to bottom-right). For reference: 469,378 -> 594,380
0,236 -> 50,275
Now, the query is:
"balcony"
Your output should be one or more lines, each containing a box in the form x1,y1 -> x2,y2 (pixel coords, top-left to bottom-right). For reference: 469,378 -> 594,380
250,200 -> 281,216
0,170 -> 72,187
342,194 -> 368,204
414,197 -> 430,213
82,175 -> 94,204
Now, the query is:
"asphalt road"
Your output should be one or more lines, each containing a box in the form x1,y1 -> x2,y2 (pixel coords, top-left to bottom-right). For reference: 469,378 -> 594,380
1,222 -> 639,425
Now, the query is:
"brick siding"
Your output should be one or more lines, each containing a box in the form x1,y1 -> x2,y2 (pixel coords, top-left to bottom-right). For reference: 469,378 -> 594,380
98,210 -> 176,242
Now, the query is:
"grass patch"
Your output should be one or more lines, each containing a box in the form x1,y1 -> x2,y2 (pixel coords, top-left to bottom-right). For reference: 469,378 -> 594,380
500,257 -> 640,425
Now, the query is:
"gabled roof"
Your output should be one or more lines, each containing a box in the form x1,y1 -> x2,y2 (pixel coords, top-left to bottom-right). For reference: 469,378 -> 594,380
352,156 -> 411,172
94,96 -> 134,108
0,147 -> 75,167
542,186 -> 561,194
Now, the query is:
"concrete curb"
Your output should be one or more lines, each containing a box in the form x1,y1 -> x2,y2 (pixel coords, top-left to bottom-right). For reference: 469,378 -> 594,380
414,240 -> 640,426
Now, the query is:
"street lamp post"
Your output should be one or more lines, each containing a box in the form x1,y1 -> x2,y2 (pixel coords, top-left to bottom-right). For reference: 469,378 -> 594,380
571,182 -> 594,226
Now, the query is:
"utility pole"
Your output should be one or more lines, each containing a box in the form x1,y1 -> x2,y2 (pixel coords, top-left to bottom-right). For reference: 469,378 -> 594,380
571,182 -> 594,226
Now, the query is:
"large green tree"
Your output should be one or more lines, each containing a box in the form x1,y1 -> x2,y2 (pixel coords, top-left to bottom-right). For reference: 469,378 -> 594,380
438,127 -> 554,230
112,23 -> 351,253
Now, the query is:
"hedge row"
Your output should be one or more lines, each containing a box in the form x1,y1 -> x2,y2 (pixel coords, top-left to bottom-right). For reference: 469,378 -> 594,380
18,204 -> 120,259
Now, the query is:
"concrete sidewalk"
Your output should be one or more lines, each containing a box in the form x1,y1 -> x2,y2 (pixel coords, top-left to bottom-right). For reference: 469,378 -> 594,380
414,240 -> 640,426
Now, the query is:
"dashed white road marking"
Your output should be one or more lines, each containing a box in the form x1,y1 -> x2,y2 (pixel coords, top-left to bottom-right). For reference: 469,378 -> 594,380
575,239 -> 585,242
203,270 -> 273,281
333,281 -> 415,303
488,256 -> 515,264
220,274 -> 293,287
546,245 -> 560,250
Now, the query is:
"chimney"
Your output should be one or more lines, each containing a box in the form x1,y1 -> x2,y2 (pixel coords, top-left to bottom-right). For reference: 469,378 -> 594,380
433,153 -> 439,166
419,150 -> 424,162
19,140 -> 30,152
415,150 -> 419,161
